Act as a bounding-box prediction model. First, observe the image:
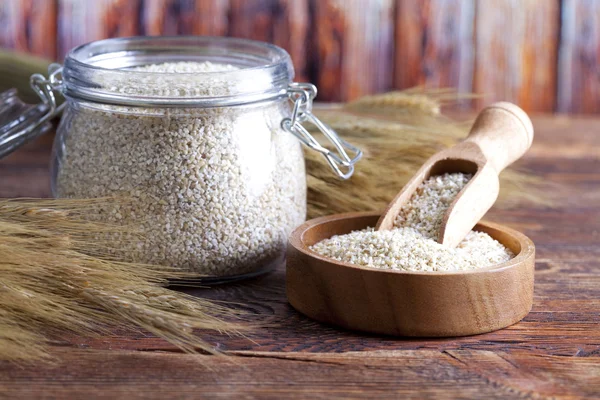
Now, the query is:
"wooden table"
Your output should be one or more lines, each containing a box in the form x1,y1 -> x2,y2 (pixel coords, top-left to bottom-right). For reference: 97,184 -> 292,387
0,114 -> 599,399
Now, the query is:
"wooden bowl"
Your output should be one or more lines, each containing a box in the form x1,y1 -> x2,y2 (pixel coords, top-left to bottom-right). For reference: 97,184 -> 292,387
286,212 -> 535,337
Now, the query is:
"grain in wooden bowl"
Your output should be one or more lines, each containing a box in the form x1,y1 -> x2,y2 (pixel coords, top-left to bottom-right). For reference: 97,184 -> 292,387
309,173 -> 514,272
286,212 -> 535,337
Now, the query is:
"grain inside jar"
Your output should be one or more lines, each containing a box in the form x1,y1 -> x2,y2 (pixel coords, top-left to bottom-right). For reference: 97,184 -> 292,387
55,61 -> 307,277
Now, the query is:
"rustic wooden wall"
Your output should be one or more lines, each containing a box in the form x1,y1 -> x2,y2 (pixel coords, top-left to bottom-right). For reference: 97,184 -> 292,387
0,0 -> 598,112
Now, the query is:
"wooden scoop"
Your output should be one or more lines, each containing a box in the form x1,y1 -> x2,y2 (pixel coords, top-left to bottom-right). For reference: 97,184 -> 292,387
375,102 -> 534,247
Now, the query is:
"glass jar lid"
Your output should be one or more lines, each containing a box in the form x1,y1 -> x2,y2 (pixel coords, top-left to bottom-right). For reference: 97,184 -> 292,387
61,36 -> 295,107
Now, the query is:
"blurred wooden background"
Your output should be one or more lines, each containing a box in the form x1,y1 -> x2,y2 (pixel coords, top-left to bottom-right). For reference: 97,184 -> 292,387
0,0 -> 599,113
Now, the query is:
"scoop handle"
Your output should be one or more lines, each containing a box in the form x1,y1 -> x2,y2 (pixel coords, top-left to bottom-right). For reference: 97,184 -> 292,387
464,102 -> 534,172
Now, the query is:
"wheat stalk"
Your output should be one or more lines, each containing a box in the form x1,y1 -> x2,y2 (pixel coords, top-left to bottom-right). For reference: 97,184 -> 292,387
0,198 -> 249,363
344,87 -> 479,116
306,90 -> 555,218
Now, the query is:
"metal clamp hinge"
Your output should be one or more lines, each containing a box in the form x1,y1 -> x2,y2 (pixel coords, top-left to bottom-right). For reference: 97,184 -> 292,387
281,83 -> 362,179
30,63 -> 65,114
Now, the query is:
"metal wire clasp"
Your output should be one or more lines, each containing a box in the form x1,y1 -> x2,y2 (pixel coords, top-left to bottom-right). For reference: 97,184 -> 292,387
281,83 -> 362,179
30,63 -> 65,115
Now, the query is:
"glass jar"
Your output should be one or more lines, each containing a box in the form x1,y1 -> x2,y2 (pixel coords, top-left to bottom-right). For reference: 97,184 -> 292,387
15,36 -> 361,282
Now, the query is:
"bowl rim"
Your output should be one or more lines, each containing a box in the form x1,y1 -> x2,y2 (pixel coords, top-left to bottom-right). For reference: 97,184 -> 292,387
289,211 -> 535,276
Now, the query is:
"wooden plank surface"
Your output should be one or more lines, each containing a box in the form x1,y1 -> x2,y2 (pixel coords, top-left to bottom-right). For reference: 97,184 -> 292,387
311,0 -> 394,101
142,0 -> 229,36
57,0 -> 141,59
0,112 -> 599,398
558,0 -> 600,113
227,0 -> 310,82
2,0 -> 600,110
473,0 -> 560,112
0,0 -> 57,60
394,0 -> 475,93
2,348 -> 599,399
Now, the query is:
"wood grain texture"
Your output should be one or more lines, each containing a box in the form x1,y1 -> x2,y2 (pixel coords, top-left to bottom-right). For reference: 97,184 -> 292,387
0,0 -> 57,59
311,0 -> 394,101
142,0 -> 229,36
394,0 -> 475,93
227,0 -> 310,82
57,0 -> 140,59
0,113 -> 599,397
1,348 -> 599,399
474,0 -> 560,112
558,0 -> 600,113
1,0 -> 600,110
